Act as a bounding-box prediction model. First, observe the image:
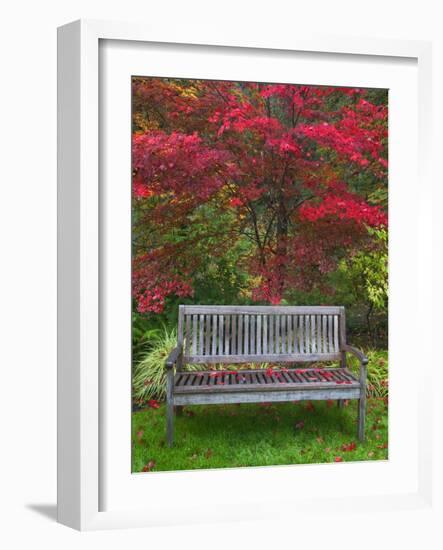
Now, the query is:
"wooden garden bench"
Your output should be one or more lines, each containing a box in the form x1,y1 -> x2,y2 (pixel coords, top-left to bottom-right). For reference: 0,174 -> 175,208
165,305 -> 368,447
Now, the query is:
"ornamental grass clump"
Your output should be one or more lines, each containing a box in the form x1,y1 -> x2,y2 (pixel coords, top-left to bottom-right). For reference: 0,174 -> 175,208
133,327 -> 199,403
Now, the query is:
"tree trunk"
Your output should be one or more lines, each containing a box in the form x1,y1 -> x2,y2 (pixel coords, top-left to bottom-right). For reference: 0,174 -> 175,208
275,198 -> 288,297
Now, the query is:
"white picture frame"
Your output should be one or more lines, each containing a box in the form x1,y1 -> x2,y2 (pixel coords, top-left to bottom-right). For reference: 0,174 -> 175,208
57,19 -> 436,533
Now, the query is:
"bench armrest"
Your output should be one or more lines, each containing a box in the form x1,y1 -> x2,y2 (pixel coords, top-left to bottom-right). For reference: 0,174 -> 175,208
165,344 -> 183,370
342,344 -> 368,365
343,345 -> 368,392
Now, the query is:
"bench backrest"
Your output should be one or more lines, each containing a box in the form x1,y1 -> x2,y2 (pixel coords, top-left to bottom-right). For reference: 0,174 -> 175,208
178,305 -> 346,364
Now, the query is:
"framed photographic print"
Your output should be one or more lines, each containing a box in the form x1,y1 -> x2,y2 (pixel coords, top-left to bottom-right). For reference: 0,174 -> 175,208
58,19 -> 436,533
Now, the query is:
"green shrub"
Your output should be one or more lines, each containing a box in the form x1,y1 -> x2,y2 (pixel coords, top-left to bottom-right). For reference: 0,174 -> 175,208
346,349 -> 388,398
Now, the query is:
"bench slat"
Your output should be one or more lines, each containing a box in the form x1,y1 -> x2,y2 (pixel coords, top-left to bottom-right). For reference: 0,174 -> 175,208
256,315 -> 262,355
237,314 -> 243,355
231,315 -> 237,355
250,315 -> 255,355
225,315 -> 230,355
334,315 -> 339,352
182,305 -> 343,315
218,315 -> 224,355
183,352 -> 341,363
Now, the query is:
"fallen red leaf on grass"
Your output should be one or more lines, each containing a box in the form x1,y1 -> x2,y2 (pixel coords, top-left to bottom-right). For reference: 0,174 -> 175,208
334,456 -> 343,462
148,399 -> 160,409
136,430 -> 144,442
341,441 -> 357,452
305,401 -> 315,412
295,420 -> 305,429
326,400 -> 334,408
142,460 -> 156,472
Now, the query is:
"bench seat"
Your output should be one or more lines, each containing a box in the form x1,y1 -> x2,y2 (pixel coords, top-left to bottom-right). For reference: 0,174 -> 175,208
174,368 -> 360,394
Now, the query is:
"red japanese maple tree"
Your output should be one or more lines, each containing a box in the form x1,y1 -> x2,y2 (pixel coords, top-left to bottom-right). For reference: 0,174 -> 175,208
132,78 -> 387,313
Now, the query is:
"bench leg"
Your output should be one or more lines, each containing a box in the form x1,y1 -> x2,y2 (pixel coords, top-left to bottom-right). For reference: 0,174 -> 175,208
166,399 -> 174,447
175,405 -> 183,416
166,367 -> 174,447
357,395 -> 366,442
337,399 -> 344,409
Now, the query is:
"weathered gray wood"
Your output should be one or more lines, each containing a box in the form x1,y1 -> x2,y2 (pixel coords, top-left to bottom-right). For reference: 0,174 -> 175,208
205,314 -> 210,356
174,388 -> 360,406
177,305 -> 185,346
305,315 -> 310,353
358,361 -> 367,441
212,315 -> 217,355
343,344 -> 368,364
182,305 -> 343,315
311,315 -> 316,353
256,315 -> 262,355
322,315 -> 327,354
269,315 -> 274,353
333,315 -> 339,352
176,366 -> 358,377
174,378 -> 360,394
225,315 -> 230,355
237,314 -> 243,354
339,306 -> 347,347
192,315 -> 197,355
166,367 -> 174,447
165,344 -> 183,368
183,352 -> 342,363
231,315 -> 237,354
250,315 -> 255,354
185,315 -> 191,357
168,305 -> 367,445
287,315 -> 292,353
281,315 -> 286,353
338,313 -> 347,408
317,315 -> 322,352
263,315 -> 268,354
199,315 -> 204,356
218,314 -> 224,355
328,315 -> 333,353
293,315 -> 298,353
299,315 -> 304,353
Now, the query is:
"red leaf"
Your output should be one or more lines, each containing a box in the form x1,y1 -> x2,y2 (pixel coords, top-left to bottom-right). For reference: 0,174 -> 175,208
341,441 -> 357,452
148,399 -> 160,409
334,456 -> 343,462
142,460 -> 156,472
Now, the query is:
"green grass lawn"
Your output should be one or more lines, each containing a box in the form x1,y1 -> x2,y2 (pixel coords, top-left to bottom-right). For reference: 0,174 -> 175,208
132,397 -> 388,472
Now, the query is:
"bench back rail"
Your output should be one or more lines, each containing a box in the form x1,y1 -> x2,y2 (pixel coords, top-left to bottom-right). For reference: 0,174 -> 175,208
178,305 -> 346,364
